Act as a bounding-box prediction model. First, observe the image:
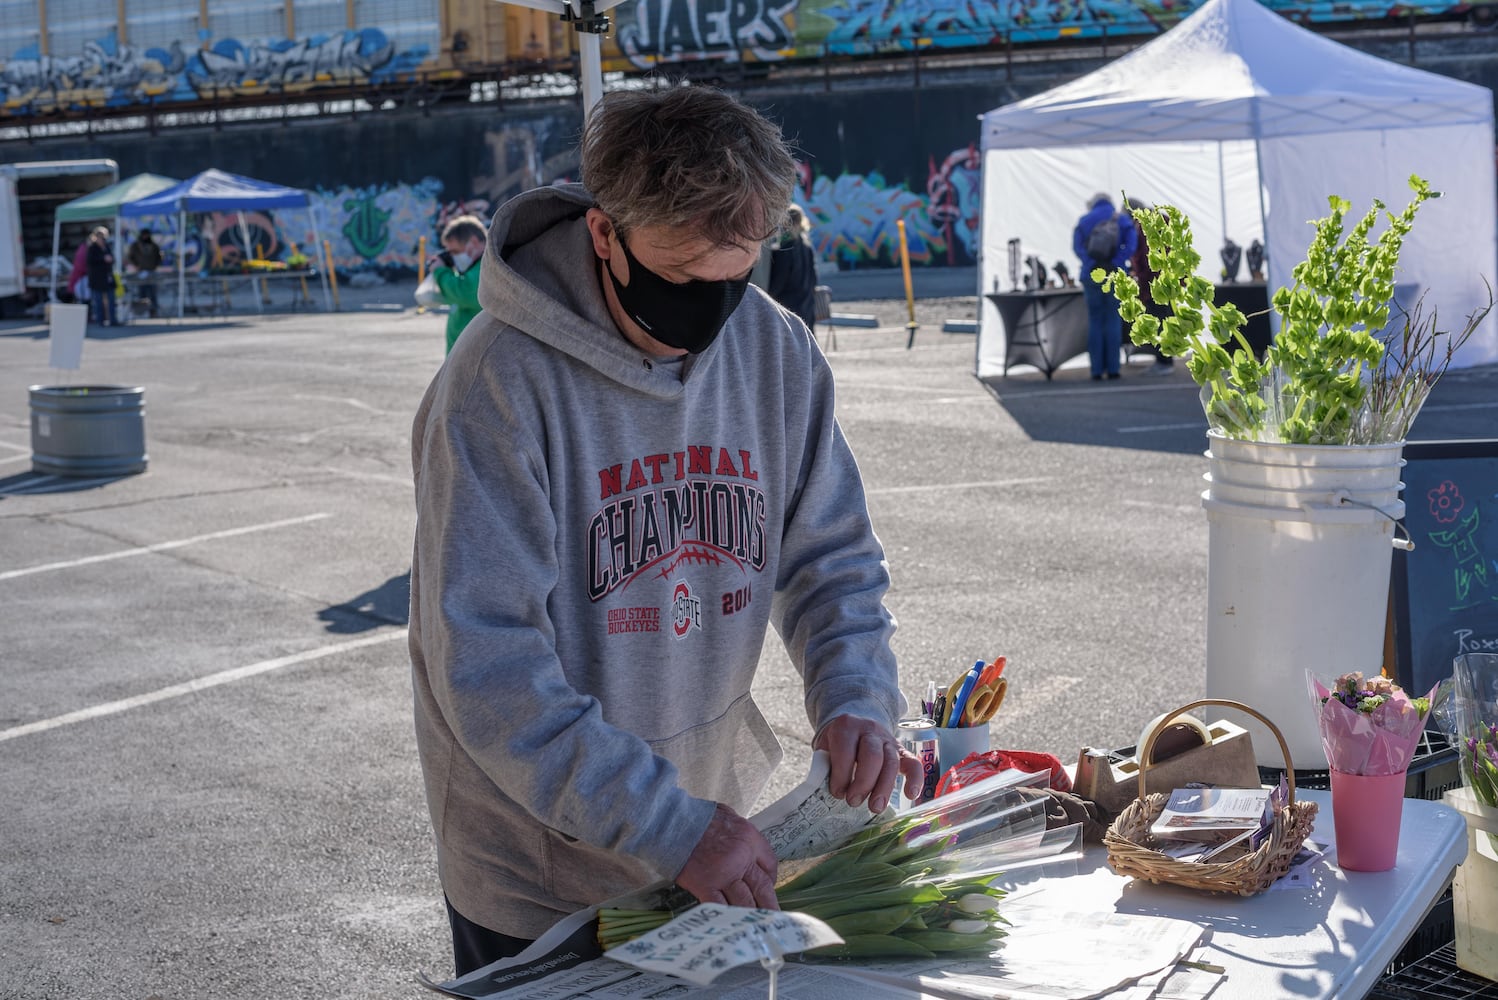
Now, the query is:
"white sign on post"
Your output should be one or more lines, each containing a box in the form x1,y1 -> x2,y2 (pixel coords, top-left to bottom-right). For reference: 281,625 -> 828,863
48,303 -> 88,370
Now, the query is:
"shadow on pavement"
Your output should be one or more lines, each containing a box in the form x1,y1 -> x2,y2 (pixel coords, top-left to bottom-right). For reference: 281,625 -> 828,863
318,570 -> 411,633
980,362 -> 1211,456
0,468 -> 137,497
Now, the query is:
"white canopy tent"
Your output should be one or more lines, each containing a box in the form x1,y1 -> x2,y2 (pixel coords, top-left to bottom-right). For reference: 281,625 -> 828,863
977,0 -> 1498,378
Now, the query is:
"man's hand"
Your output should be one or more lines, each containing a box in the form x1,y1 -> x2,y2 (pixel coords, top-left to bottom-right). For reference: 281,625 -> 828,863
814,714 -> 923,812
675,803 -> 779,910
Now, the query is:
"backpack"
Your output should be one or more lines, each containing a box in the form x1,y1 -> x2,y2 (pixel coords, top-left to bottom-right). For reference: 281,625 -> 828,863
1086,213 -> 1120,264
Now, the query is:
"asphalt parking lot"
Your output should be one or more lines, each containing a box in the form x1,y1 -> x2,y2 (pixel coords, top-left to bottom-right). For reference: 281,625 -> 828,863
2,274 -> 1495,998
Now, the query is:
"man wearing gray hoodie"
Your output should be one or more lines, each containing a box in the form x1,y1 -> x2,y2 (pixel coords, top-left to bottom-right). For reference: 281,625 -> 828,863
410,86 -> 920,974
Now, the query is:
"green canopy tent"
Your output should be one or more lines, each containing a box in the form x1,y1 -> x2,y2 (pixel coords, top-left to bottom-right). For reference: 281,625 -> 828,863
50,173 -> 179,300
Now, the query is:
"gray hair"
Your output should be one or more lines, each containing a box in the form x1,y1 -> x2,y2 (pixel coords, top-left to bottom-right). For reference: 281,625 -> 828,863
1088,192 -> 1113,210
580,86 -> 797,248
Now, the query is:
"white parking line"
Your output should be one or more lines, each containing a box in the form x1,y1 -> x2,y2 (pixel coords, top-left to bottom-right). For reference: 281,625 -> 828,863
0,629 -> 409,743
866,477 -> 1051,496
1117,421 -> 1204,434
1423,401 -> 1498,413
0,512 -> 331,582
1122,498 -> 1201,515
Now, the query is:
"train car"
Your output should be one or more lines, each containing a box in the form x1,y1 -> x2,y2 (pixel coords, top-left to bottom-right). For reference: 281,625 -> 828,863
593,0 -> 1497,70
0,0 -> 526,116
1,0 -> 1492,118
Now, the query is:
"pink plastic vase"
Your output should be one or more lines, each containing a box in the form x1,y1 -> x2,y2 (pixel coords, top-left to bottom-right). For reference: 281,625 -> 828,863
1330,769 -> 1406,872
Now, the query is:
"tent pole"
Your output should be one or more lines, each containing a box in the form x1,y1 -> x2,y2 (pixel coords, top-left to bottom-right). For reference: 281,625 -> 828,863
1218,143 -> 1230,250
579,29 -> 604,121
309,208 -> 332,312
178,209 -> 186,320
1248,93 -> 1274,339
1252,136 -> 1271,336
238,211 -> 262,314
50,219 -> 61,302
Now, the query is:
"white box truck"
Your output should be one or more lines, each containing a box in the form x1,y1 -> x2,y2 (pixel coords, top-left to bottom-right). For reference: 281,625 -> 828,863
0,159 -> 119,318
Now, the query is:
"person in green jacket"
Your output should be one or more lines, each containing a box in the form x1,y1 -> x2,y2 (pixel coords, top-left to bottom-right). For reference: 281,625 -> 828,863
432,215 -> 487,353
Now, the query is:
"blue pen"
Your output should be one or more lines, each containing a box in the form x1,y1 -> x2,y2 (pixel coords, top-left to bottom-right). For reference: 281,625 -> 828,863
946,660 -> 984,728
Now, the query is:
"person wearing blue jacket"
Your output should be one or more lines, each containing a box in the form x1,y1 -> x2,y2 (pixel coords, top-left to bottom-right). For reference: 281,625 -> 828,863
1073,193 -> 1139,380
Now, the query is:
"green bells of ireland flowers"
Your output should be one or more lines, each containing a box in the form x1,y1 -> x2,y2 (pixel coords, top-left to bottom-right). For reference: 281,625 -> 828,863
1098,175 -> 1489,446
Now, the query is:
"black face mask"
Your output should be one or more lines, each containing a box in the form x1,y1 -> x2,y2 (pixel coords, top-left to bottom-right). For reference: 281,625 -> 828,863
603,230 -> 750,355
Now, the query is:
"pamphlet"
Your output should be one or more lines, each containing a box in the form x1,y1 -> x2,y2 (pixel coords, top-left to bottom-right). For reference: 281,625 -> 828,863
1148,786 -> 1272,842
601,903 -> 843,986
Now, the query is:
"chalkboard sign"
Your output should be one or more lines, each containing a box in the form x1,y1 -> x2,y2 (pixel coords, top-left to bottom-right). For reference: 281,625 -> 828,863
1392,439 -> 1498,697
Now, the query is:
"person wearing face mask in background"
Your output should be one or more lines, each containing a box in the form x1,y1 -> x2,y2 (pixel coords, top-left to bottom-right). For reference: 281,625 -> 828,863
410,85 -> 922,977
430,214 -> 488,354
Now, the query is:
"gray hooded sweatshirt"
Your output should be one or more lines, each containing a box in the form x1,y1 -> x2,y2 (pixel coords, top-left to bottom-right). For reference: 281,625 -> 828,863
410,183 -> 902,939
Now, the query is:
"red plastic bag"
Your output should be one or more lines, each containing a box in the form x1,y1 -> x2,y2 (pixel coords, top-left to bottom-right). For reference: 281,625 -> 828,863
934,748 -> 1072,798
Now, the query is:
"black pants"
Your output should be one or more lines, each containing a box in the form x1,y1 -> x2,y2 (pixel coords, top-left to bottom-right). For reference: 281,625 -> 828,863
445,896 -> 534,977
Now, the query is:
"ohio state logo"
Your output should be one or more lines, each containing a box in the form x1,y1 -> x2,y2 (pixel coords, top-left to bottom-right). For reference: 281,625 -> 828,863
671,581 -> 702,639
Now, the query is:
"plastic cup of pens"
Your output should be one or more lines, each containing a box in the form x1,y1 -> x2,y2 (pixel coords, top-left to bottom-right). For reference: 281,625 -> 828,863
920,657 -> 1008,786
935,724 -> 992,770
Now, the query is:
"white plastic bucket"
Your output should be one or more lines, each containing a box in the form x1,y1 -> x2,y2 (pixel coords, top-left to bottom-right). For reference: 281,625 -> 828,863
1202,472 -> 1402,512
1202,433 -> 1406,769
1445,787 -> 1498,980
1209,434 -> 1406,470
1207,452 -> 1406,491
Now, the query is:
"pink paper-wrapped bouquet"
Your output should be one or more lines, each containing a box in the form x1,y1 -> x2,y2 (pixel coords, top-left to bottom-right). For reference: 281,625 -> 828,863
1310,671 -> 1439,776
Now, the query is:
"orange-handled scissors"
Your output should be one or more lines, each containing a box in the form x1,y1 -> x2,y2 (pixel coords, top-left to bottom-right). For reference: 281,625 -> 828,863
961,676 -> 1008,727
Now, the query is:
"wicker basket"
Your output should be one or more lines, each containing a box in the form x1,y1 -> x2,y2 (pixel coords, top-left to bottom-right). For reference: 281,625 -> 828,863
1104,699 -> 1319,896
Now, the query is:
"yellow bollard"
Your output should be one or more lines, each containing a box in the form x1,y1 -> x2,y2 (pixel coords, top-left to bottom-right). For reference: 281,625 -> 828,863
288,241 -> 310,305
255,244 -> 270,305
323,239 -> 340,311
416,235 -> 428,315
897,218 -> 918,349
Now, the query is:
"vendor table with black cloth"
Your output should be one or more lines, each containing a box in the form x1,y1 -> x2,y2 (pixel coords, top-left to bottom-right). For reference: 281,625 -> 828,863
988,282 -> 1271,379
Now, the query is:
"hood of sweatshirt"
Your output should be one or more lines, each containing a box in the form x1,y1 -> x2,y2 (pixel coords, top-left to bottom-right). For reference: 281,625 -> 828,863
476,181 -> 730,400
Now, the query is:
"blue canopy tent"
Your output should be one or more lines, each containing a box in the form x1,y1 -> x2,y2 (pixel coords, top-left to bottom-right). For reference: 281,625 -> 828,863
120,168 -> 331,317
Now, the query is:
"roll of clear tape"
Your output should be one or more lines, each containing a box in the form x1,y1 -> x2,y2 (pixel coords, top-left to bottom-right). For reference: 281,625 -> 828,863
1136,712 -> 1212,764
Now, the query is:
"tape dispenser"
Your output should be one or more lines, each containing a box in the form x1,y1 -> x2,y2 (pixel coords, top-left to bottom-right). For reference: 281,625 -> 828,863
1074,705 -> 1262,816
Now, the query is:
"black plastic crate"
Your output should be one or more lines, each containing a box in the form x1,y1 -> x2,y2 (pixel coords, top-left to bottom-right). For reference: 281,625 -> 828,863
1367,945 -> 1498,999
1390,890 -> 1455,975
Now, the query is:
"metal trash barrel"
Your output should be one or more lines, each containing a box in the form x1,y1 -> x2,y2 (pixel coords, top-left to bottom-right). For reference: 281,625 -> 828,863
29,384 -> 148,477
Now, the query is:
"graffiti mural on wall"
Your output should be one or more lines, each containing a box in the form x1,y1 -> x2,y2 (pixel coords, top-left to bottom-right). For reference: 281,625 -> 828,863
927,143 -> 983,267
0,30 -> 429,113
783,141 -> 983,270
804,171 -> 946,269
116,180 -> 452,273
602,0 -> 1490,69
311,177 -> 445,271
802,0 -> 1154,51
614,0 -> 799,67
